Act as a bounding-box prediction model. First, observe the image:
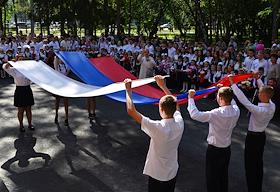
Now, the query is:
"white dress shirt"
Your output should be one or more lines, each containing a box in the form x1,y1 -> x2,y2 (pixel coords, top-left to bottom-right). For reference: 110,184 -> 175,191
251,59 -> 269,76
48,41 -> 60,51
168,47 -> 176,59
231,79 -> 275,132
3,65 -> 31,86
188,98 -> 240,148
141,111 -> 184,181
244,56 -> 255,72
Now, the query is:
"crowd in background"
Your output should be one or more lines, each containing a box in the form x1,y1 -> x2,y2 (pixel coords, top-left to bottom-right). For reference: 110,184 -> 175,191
0,32 -> 280,112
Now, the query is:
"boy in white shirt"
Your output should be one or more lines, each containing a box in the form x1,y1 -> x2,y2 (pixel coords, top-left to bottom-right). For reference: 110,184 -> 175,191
229,74 -> 275,192
187,86 -> 240,192
124,75 -> 184,192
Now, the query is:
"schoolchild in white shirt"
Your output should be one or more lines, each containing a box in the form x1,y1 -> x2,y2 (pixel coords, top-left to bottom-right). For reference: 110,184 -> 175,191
187,86 -> 240,192
124,75 -> 184,192
229,74 -> 275,192
3,59 -> 35,132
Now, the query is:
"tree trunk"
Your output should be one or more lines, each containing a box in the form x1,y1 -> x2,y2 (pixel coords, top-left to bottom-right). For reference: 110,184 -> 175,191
88,24 -> 93,36
128,0 -> 132,36
184,0 -> 208,43
12,0 -> 19,35
60,3 -> 65,36
149,8 -> 163,39
103,0 -> 109,36
0,7 -> 3,33
136,20 -> 141,35
30,0 -> 35,34
272,0 -> 280,41
40,20 -> 43,35
208,0 -> 213,43
4,5 -> 6,35
44,2 -> 51,35
116,0 -> 122,35
61,20 -> 65,36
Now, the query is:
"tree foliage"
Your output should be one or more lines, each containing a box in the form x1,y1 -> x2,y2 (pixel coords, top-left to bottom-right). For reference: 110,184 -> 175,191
0,0 -> 279,43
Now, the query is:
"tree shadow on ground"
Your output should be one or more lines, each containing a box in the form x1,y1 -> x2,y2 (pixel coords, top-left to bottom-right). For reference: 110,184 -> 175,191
89,117 -> 125,160
8,167 -> 74,192
56,124 -> 115,191
56,123 -> 102,171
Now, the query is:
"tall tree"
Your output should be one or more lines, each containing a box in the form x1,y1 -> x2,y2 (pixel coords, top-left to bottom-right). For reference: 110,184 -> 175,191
272,0 -> 280,40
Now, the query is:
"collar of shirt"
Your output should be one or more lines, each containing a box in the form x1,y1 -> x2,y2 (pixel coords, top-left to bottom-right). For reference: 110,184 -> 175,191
161,118 -> 175,123
258,102 -> 270,107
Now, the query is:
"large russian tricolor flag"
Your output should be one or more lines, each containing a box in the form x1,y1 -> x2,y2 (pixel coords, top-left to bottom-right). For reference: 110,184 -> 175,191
56,52 -> 252,105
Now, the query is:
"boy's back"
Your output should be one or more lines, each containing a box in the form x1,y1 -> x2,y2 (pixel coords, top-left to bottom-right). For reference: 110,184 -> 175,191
141,111 -> 184,181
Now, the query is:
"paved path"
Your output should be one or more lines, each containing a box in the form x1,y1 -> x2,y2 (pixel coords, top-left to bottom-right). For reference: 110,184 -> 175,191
0,78 -> 279,192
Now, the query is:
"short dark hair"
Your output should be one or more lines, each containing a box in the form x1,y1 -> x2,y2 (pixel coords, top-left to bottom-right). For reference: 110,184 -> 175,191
159,95 -> 177,117
248,48 -> 255,53
218,87 -> 234,104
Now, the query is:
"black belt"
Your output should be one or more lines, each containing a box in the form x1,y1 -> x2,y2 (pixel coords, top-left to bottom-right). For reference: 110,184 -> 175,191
208,144 -> 231,150
247,131 -> 265,136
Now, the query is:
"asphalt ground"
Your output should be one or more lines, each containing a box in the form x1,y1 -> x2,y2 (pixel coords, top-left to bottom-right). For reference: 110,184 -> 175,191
0,78 -> 279,192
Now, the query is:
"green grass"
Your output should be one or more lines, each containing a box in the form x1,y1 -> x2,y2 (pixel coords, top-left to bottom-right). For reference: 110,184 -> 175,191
7,27 -> 194,40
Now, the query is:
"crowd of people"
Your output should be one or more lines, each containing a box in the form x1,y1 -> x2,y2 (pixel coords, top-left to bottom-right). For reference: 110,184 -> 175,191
1,32 -> 280,110
0,32 -> 280,86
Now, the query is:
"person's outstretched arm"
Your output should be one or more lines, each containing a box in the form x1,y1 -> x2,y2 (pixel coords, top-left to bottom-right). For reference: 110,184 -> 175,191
229,75 -> 263,114
154,75 -> 180,111
187,89 -> 211,122
125,79 -> 142,124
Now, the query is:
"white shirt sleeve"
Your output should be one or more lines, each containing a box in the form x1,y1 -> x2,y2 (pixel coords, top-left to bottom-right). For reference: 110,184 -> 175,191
141,115 -> 161,138
231,84 -> 265,114
256,79 -> 264,88
173,111 -> 183,123
3,64 -> 16,77
187,98 -> 212,122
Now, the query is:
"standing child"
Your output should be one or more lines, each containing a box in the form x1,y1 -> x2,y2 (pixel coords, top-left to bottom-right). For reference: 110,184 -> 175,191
54,54 -> 70,126
124,75 -> 184,192
3,62 -> 35,132
229,74 -> 275,192
187,86 -> 240,192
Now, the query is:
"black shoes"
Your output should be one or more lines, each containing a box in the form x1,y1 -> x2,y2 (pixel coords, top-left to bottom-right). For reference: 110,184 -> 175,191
28,125 -> 35,131
19,125 -> 35,132
88,113 -> 96,120
54,114 -> 58,124
55,115 -> 69,126
64,119 -> 69,126
19,127 -> 25,132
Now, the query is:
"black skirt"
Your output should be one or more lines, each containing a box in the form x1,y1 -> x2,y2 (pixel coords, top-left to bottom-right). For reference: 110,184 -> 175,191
14,85 -> 34,107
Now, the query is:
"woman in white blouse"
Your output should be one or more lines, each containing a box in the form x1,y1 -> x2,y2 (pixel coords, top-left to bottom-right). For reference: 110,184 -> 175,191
3,62 -> 35,132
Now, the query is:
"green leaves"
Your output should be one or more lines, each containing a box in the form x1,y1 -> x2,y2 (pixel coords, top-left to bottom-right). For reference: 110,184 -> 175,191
257,7 -> 273,18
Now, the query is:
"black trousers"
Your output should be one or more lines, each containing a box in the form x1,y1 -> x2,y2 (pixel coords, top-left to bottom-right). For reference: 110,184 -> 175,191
206,145 -> 231,192
148,176 -> 177,192
245,131 -> 266,192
